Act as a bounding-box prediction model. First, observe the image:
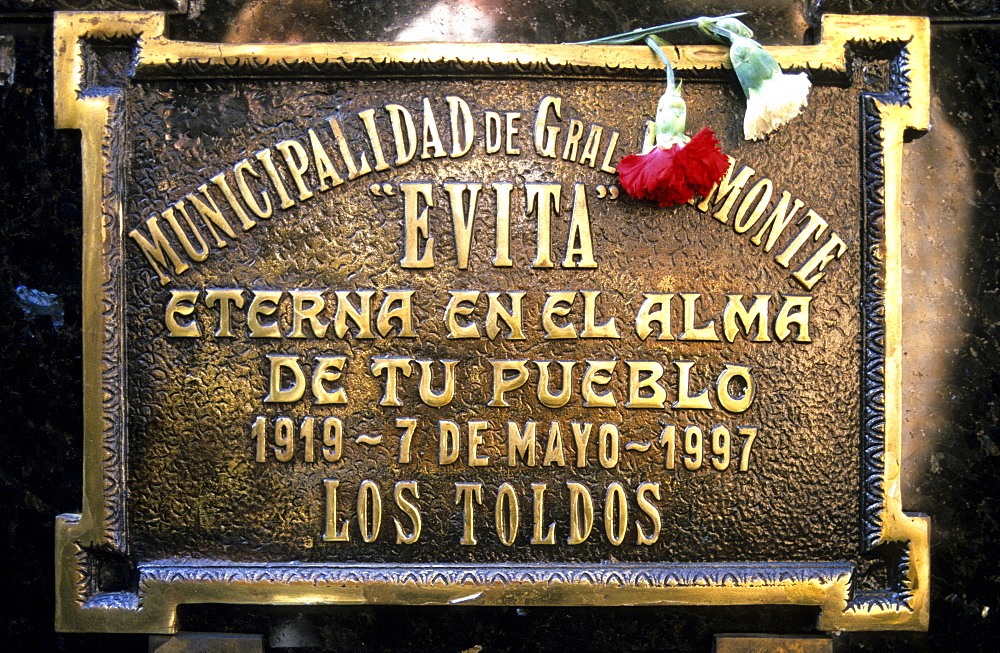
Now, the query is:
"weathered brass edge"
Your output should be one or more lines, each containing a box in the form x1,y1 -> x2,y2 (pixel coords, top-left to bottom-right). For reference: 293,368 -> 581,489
52,11 -> 931,633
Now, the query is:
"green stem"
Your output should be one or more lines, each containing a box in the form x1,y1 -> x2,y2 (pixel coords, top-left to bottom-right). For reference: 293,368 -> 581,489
644,36 -> 674,88
572,12 -> 746,45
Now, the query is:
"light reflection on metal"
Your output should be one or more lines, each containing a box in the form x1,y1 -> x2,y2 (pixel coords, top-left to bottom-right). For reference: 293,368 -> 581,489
53,11 -> 930,634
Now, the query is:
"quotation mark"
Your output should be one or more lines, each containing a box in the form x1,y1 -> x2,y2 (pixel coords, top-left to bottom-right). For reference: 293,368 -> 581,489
596,185 -> 619,199
369,183 -> 396,196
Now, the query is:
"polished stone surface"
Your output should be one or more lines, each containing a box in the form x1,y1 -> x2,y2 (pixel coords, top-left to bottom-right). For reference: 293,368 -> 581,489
2,1 -> 998,650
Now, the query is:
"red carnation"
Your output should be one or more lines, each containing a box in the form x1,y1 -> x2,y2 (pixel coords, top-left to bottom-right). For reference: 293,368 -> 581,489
617,127 -> 729,207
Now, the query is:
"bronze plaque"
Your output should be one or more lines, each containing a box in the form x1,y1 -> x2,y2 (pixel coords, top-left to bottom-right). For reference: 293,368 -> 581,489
54,12 -> 930,633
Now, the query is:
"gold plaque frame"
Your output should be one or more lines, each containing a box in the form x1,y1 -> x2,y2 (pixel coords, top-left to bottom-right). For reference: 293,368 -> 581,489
54,11 -> 930,633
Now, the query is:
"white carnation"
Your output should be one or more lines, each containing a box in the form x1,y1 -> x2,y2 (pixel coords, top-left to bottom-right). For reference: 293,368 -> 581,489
743,72 -> 811,140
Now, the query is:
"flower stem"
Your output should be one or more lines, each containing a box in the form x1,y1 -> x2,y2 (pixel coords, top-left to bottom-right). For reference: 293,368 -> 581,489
572,12 -> 746,45
644,36 -> 675,88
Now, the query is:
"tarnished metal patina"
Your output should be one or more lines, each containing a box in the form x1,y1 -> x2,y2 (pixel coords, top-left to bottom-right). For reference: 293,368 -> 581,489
54,12 -> 930,632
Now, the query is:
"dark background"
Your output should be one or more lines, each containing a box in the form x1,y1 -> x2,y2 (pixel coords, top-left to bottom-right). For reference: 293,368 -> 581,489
2,1 -> 998,650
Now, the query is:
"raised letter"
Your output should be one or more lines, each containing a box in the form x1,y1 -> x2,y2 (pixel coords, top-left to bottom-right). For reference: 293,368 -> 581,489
400,182 -> 434,268
264,354 -> 305,403
566,482 -> 594,544
455,482 -> 482,545
165,290 -> 201,337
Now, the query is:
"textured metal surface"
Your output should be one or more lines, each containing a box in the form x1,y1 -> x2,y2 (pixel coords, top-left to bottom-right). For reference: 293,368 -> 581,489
48,10 -> 930,636
123,76 -> 861,565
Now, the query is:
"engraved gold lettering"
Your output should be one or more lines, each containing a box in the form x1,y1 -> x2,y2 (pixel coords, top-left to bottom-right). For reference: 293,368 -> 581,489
312,356 -> 347,405
446,96 -> 474,158
793,234 -> 848,290
578,125 -> 603,168
535,360 -> 574,408
485,291 -> 525,339
371,356 -> 413,406
210,171 -> 256,231
581,290 -> 619,337
598,423 -> 619,468
248,290 -> 282,338
307,128 -> 344,191
635,293 -> 674,340
732,178 -> 773,233
507,421 -> 537,467
484,111 -> 502,154
542,421 -> 566,467
377,290 -> 416,337
385,104 -> 417,166
467,420 -> 489,467
322,479 -> 350,542
504,112 -> 521,155
455,482 -> 482,545
165,289 -> 201,337
393,481 -> 421,544
566,482 -> 593,544
563,184 -> 597,268
572,422 -> 592,467
420,98 -> 446,159
716,364 -> 755,413
288,289 -> 328,338
234,158 -> 274,219
531,483 -> 556,544
626,361 -> 666,409
495,482 -> 519,546
322,417 -> 342,461
416,359 -> 458,407
264,354 -> 305,403
334,290 -> 376,339
205,288 -> 243,337
711,424 -> 732,470
274,417 -> 294,461
696,158 -> 755,223
400,182 -> 434,268
439,420 -> 460,465
489,359 -> 529,407
541,291 -> 576,339
774,210 -> 828,268
187,183 -> 240,244
582,360 -> 616,408
129,215 -> 189,285
673,361 -> 712,410
445,290 -> 481,339
491,182 -> 513,266
561,119 -> 584,161
775,295 -> 812,342
599,130 -> 620,174
635,482 -> 661,545
534,95 -> 562,158
395,417 -> 416,463
327,117 -> 373,179
604,482 -> 628,546
162,203 -> 209,262
750,191 -> 804,251
275,139 -> 315,201
444,182 -> 482,269
683,425 -> 704,470
357,480 -> 382,543
723,294 -> 771,342
679,293 -> 719,341
526,183 -> 559,268
357,109 -> 391,171
254,148 -> 295,209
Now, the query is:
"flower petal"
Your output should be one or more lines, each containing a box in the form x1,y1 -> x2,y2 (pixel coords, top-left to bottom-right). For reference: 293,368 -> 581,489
618,128 -> 729,207
743,72 -> 811,140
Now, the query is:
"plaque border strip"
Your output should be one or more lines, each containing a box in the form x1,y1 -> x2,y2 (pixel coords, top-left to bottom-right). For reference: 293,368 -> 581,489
53,11 -> 931,633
